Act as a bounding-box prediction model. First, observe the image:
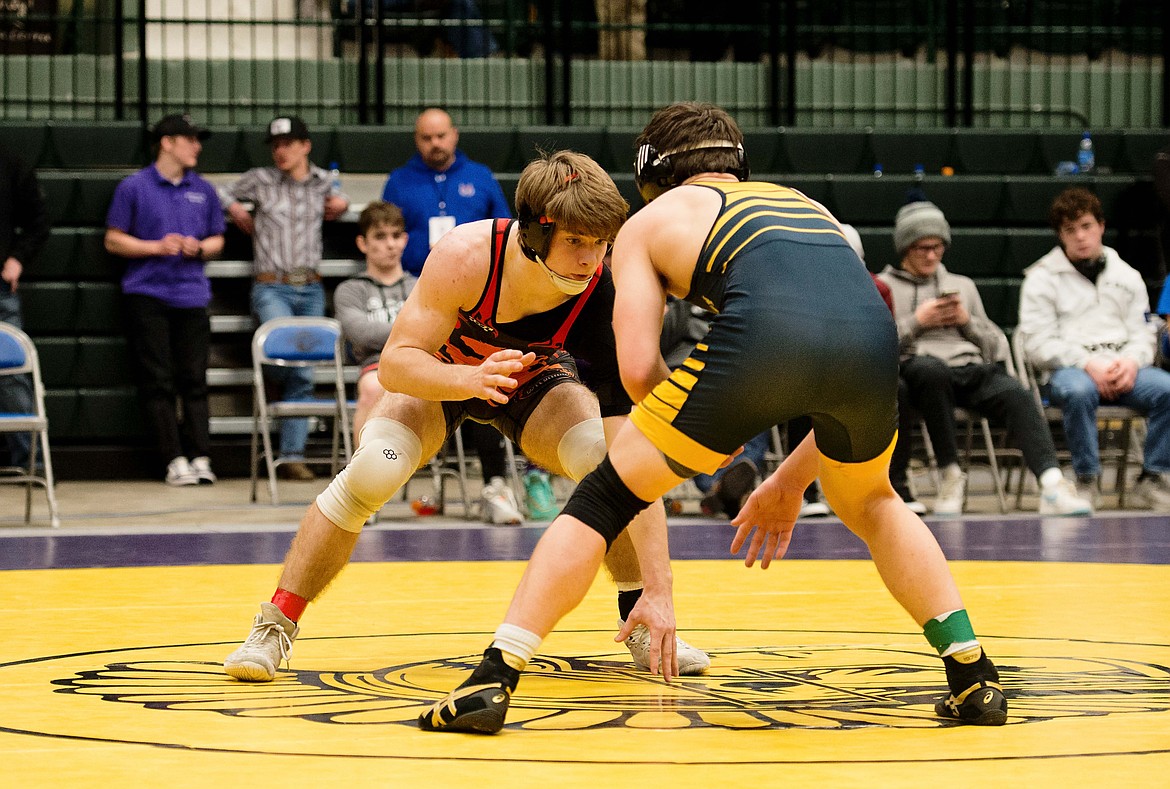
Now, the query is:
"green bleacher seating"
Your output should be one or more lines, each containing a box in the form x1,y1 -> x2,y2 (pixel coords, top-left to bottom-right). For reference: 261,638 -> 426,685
199,127 -> 247,173
38,174 -> 76,226
602,127 -> 641,176
75,387 -> 145,439
768,174 -> 832,210
1119,130 -> 1167,174
73,173 -> 123,226
33,338 -> 79,388
75,282 -> 122,334
0,123 -> 51,167
75,337 -> 132,387
869,130 -> 956,175
21,283 -> 78,334
329,126 -> 415,174
455,128 -> 520,172
977,278 -> 1022,329
953,130 -> 1041,175
740,130 -> 784,174
831,176 -> 923,224
1036,131 -> 1125,174
34,230 -> 79,280
780,130 -> 870,174
49,123 -> 146,169
941,230 -> 1009,277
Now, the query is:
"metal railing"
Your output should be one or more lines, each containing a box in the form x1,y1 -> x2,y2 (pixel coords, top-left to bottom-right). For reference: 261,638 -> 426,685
0,0 -> 1164,128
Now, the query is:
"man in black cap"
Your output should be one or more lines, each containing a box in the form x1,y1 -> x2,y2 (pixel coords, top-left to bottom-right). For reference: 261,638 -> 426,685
104,114 -> 225,486
221,117 -> 349,481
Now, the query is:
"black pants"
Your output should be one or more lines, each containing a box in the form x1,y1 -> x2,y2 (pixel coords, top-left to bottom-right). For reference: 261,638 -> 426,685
897,355 -> 1058,479
124,294 -> 211,465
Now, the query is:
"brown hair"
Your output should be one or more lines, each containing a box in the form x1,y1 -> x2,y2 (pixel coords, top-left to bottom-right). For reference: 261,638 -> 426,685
1048,186 -> 1104,232
514,150 -> 629,241
358,201 -> 405,236
635,101 -> 744,182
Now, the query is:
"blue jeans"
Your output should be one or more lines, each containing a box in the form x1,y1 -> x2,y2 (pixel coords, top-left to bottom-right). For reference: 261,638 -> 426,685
1045,365 -> 1170,477
251,282 -> 326,459
693,430 -> 769,494
0,290 -> 34,467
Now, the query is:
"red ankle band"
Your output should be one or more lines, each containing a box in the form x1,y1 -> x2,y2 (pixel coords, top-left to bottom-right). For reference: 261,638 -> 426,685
271,588 -> 308,622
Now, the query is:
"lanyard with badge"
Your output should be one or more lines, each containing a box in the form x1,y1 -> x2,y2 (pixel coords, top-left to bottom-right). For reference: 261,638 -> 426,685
428,172 -> 457,248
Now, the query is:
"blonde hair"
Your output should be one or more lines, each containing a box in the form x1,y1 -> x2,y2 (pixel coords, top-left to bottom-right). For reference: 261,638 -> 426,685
515,150 -> 628,241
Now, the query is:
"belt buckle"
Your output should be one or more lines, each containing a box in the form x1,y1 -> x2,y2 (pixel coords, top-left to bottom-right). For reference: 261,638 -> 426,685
285,268 -> 311,286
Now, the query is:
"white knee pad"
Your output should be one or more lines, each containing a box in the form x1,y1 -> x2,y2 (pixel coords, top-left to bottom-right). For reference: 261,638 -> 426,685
557,417 -> 607,483
316,418 -> 423,533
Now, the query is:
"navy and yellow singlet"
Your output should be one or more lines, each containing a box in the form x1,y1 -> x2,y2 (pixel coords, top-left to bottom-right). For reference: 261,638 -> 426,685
630,180 -> 901,473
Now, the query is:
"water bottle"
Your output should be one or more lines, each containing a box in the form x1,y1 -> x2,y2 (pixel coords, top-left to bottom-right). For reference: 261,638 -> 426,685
1077,132 -> 1095,174
872,162 -> 884,179
913,163 -> 925,182
328,161 -> 342,195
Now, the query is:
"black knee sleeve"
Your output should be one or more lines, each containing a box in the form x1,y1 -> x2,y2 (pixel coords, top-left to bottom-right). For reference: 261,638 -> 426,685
562,456 -> 652,550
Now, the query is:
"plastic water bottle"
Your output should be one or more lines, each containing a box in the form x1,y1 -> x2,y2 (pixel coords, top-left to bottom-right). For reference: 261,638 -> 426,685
1077,132 -> 1095,174
913,163 -> 926,182
872,162 -> 884,179
328,161 -> 342,195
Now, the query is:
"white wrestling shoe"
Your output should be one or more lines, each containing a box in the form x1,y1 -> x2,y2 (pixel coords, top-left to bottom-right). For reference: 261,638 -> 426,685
619,618 -> 710,675
224,602 -> 299,682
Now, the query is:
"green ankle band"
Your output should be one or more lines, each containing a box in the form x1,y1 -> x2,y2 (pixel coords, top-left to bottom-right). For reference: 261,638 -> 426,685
923,609 -> 975,655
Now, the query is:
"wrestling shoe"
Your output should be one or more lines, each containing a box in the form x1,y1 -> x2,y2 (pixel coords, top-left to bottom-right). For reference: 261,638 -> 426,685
934,680 -> 1008,725
481,476 -> 523,525
418,647 -> 520,734
935,648 -> 1007,726
619,618 -> 710,675
224,602 -> 298,682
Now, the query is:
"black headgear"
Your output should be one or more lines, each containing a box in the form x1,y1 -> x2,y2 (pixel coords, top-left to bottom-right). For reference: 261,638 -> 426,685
516,205 -> 555,262
633,140 -> 749,203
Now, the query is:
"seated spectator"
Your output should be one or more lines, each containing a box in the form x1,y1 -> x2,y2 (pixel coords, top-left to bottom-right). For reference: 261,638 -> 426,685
1019,186 -> 1170,510
363,0 -> 498,58
332,202 -> 416,443
880,199 -> 1091,516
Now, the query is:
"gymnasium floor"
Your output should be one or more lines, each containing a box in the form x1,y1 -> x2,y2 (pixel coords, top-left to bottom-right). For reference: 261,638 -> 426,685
1,477 -> 1168,788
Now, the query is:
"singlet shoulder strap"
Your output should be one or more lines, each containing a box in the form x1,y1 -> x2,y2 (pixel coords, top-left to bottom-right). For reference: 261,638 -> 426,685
467,218 -> 512,325
549,263 -> 604,347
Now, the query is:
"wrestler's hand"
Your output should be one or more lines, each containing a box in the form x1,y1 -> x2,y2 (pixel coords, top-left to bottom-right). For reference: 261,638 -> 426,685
729,478 -> 802,569
471,350 -> 536,404
615,588 -> 678,682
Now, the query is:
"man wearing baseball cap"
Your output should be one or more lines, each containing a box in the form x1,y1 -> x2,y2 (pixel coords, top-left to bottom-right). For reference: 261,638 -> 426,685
221,117 -> 349,481
104,113 -> 225,486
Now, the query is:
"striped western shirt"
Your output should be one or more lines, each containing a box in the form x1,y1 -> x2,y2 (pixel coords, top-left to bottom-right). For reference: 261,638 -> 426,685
222,164 -> 339,277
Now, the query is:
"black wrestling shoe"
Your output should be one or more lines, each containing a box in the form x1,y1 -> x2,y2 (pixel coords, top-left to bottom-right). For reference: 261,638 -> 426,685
934,680 -> 1008,726
418,648 -> 520,734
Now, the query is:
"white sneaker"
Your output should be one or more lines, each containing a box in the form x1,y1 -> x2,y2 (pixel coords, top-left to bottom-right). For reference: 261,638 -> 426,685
1039,477 -> 1093,516
165,456 -> 199,486
224,602 -> 299,682
481,476 -> 523,525
1133,473 -> 1170,511
619,618 -> 710,676
189,456 -> 217,485
932,469 -> 967,516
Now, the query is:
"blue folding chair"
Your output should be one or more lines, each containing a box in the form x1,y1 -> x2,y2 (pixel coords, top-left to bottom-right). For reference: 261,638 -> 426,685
250,317 -> 352,505
0,323 -> 59,527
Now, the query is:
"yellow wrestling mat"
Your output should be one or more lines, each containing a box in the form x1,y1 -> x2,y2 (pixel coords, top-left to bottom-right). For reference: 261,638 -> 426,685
2,559 -> 1168,787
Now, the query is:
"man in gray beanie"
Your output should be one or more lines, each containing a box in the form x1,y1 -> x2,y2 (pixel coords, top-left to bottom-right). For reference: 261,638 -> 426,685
879,200 -> 1091,517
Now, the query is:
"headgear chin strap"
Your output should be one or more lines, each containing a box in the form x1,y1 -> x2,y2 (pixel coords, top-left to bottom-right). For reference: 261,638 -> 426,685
634,139 -> 749,203
515,211 -> 594,295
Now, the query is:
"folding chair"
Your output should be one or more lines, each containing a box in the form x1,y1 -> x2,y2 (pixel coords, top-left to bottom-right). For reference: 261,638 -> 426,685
0,324 -> 59,527
1012,329 -> 1143,507
402,428 -> 473,519
250,317 -> 352,505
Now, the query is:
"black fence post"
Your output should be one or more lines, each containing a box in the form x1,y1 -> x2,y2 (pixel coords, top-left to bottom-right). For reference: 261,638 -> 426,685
945,0 -> 958,127
1163,5 -> 1170,127
136,0 -> 147,125
114,0 -> 125,119
962,0 -> 975,126
559,0 -> 572,124
541,0 -> 555,124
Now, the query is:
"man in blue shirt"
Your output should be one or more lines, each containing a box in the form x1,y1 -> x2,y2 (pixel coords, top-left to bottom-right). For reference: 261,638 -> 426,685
382,107 -> 520,523
105,114 -> 226,486
382,108 -> 511,276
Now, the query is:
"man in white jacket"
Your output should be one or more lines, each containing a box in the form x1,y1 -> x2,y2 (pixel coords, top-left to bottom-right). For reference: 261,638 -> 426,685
1018,186 -> 1170,510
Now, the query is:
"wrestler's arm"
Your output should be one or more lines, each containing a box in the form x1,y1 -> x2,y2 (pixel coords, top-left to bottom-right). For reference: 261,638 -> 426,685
610,216 -> 671,404
378,222 -> 533,403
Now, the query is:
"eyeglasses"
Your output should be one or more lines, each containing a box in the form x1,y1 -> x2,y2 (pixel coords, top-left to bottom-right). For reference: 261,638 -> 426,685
908,241 -> 946,256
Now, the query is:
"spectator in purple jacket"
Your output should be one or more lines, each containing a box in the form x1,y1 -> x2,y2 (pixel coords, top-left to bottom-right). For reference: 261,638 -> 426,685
104,114 -> 225,486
